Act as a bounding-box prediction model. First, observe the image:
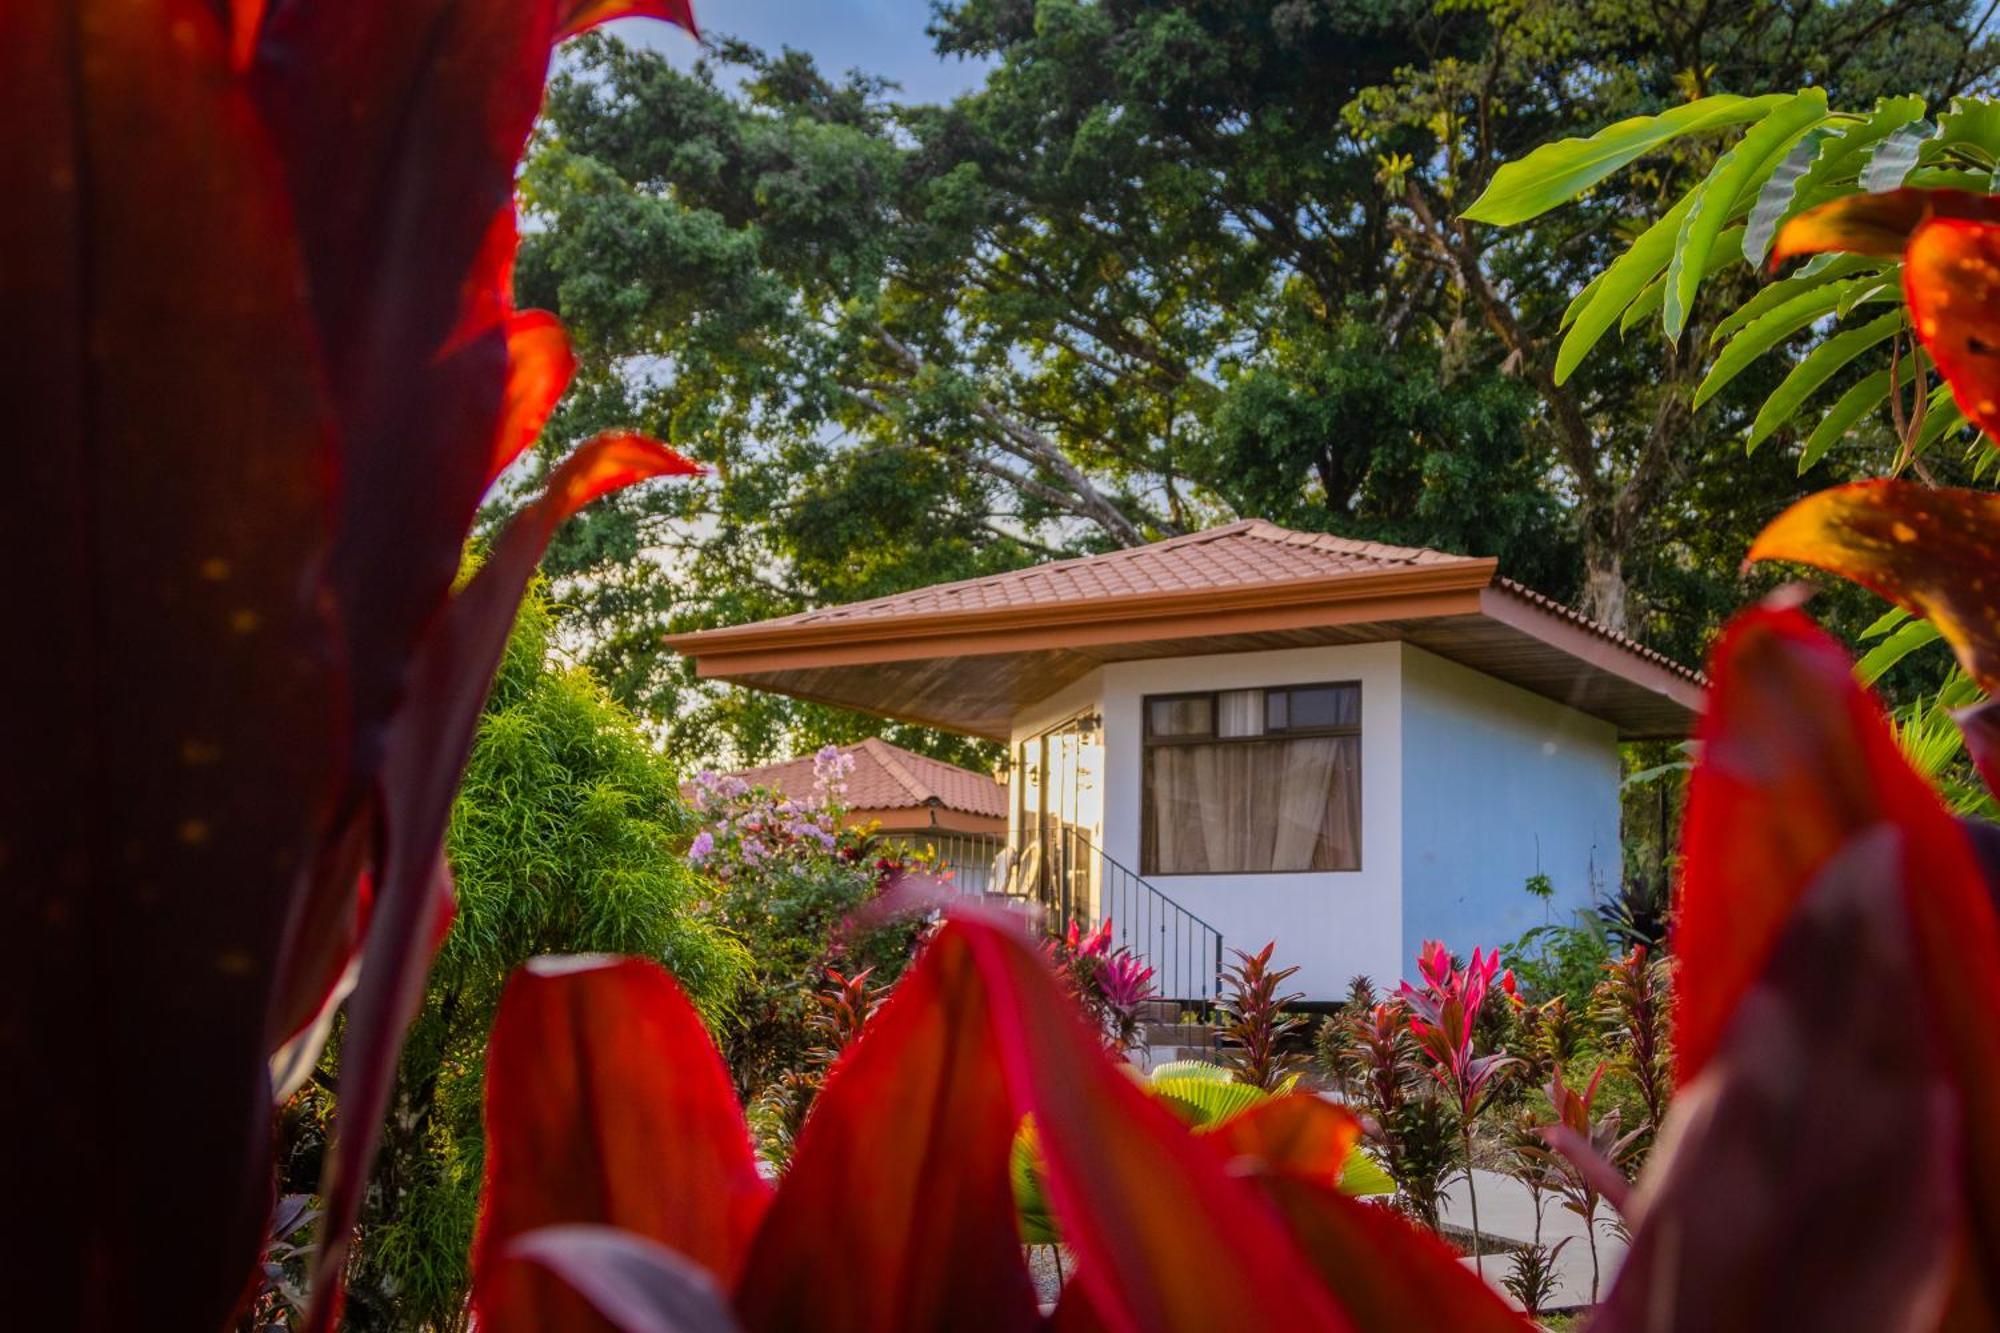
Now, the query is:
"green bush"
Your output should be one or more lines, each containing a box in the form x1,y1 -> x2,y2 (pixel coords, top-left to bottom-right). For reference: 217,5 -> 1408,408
336,582 -> 749,1331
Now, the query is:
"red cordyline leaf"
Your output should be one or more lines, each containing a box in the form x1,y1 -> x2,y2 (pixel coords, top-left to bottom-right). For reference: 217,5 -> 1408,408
476,956 -> 769,1329
7,0 -> 698,1323
1639,605 -> 2000,1325
1599,829 -> 1962,1332
472,913 -> 1532,1333
0,2 -> 342,1328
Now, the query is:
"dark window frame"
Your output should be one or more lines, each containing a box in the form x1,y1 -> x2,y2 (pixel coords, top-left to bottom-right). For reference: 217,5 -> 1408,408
1139,681 -> 1364,876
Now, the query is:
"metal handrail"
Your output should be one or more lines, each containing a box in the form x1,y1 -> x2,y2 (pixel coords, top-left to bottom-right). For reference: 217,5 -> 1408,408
1040,825 -> 1225,1005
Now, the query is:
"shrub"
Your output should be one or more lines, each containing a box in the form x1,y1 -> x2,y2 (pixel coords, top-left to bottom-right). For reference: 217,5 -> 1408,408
1219,942 -> 1308,1091
338,583 -> 748,1327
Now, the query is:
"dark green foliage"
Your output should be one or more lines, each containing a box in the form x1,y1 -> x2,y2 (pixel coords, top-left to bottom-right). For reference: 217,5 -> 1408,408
1503,914 -> 1615,1014
337,584 -> 749,1331
708,855 -> 923,1106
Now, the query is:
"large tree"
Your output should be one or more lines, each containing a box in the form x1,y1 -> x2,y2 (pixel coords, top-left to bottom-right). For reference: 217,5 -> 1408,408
515,0 -> 1999,766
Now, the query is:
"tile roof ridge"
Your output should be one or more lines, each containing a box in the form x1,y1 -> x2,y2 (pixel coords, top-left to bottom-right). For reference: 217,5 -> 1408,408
1235,519 -> 1463,566
859,736 -> 934,806
1492,577 -> 1705,683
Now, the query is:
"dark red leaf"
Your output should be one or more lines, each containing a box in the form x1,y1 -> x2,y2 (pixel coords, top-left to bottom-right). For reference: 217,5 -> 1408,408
1673,606 -> 1937,1078
1671,605 -> 2000,1313
558,0 -> 700,41
733,926 -> 1041,1333
1749,482 -> 2000,691
1958,698 -> 2000,801
1597,829 -> 1961,1333
950,919 -> 1356,1333
0,2 -> 341,1327
1253,1175 -> 1533,1332
473,957 -> 769,1333
508,1226 -> 742,1333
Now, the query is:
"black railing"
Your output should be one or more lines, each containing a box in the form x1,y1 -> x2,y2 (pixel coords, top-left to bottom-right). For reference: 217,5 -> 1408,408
1029,825 -> 1225,1005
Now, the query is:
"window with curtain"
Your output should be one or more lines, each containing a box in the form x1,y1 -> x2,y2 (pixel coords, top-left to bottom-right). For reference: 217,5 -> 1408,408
1141,683 -> 1361,874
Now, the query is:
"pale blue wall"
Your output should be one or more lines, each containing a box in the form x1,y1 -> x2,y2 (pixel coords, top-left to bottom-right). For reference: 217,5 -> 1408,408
1397,644 -> 1621,978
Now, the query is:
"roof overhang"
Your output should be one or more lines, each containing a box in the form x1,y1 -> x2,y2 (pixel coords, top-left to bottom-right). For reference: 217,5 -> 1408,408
664,558 -> 1704,742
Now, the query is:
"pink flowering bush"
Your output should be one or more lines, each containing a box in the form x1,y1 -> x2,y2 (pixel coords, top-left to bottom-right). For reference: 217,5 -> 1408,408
686,744 -> 856,878
684,745 -> 930,1117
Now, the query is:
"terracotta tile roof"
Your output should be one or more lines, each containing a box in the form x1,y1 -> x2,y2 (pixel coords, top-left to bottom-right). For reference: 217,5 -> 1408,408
746,520 -> 1472,629
681,520 -> 1698,686
708,738 -> 1008,820
1495,578 -> 1704,685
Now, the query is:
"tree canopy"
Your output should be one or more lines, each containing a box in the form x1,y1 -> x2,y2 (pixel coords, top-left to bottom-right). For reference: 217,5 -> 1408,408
514,0 -> 2000,768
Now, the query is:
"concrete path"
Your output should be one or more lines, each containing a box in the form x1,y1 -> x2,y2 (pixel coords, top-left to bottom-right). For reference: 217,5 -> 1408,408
1444,1168 -> 1626,1313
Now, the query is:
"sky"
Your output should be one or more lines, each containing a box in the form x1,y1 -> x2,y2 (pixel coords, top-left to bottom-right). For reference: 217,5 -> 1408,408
609,0 -> 994,104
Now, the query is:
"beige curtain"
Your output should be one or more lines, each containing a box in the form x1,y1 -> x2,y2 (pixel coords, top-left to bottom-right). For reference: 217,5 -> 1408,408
1146,737 -> 1361,874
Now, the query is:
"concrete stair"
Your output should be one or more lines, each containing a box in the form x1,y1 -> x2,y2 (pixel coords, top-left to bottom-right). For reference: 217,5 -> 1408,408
1130,1000 -> 1219,1073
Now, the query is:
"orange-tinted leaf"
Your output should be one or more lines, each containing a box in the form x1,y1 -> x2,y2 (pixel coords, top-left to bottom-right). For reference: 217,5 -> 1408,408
1748,481 -> 2000,691
558,0 -> 699,41
1200,1095 -> 1362,1187
1906,216 -> 2000,444
491,311 -> 578,484
0,1 -> 341,1326
1255,1176 -> 1533,1332
734,928 -> 1041,1333
473,958 -> 770,1333
1600,830 -> 1961,1333
1770,187 -> 2000,267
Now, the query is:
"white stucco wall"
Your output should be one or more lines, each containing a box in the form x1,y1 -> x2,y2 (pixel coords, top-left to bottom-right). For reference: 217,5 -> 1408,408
1096,643 -> 1406,1000
1003,642 -> 1624,1001
1397,644 -> 1621,972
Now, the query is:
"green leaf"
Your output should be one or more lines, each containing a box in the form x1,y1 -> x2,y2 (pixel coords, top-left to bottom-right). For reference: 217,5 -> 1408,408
1746,308 -> 1904,450
1694,274 -> 1884,408
1859,120 -> 1935,191
1149,1059 -> 1233,1084
1709,252 -> 1878,343
1798,367 -> 1892,473
1923,97 -> 2000,173
1339,1150 -> 1396,1198
1788,96 -> 1929,208
1856,618 -> 1943,684
1743,129 -> 1831,264
1152,1077 -> 1270,1127
1623,226 -> 1744,333
1860,606 -> 1913,641
1010,1121 -> 1061,1245
1560,269 -> 1608,331
1555,195 -> 1693,383
1463,93 -> 1794,226
1665,90 -> 1829,339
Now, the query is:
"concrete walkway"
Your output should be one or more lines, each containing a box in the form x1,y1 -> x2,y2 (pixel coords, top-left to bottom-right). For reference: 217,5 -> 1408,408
1443,1168 -> 1626,1313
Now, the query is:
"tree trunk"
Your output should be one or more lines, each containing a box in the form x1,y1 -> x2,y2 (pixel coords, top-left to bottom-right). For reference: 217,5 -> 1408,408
1581,542 -> 1629,636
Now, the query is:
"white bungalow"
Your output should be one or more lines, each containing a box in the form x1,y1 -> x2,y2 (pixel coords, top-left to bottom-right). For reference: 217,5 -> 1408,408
666,521 -> 1702,1002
